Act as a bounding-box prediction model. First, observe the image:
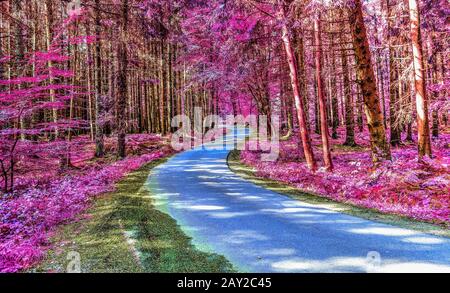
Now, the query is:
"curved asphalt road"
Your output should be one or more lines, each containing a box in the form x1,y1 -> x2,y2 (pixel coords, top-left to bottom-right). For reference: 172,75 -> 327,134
147,127 -> 450,273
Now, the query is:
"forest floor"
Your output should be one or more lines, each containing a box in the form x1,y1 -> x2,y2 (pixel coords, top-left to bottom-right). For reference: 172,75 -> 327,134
32,158 -> 234,273
240,127 -> 450,228
0,134 -> 175,272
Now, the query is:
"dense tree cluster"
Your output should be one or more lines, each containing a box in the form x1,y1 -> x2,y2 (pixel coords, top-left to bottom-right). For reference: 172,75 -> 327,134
0,0 -> 448,192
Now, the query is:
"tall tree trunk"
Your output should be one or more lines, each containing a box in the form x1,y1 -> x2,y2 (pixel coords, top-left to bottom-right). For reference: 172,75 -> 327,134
329,33 -> 339,139
0,31 -> 3,85
406,67 -> 415,142
314,15 -> 333,172
279,2 -> 316,171
340,18 -> 357,147
166,43 -> 172,133
117,0 -> 129,159
384,0 -> 402,146
12,0 -> 26,140
374,8 -> 387,129
376,56 -> 387,129
159,41 -> 167,134
295,35 -> 309,127
408,0 -> 432,159
349,0 -> 391,164
45,0 -> 58,138
94,0 -> 104,157
85,25 -> 95,141
0,12 -> 3,82
428,34 -> 439,139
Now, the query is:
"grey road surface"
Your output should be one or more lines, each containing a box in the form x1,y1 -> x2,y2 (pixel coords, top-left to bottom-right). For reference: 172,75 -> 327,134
147,128 -> 450,272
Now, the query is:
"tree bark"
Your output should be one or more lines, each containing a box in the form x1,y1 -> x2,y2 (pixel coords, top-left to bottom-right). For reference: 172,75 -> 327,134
384,0 -> 402,147
339,16 -> 357,147
349,0 -> 391,163
45,0 -> 58,138
294,35 -> 309,128
329,34 -> 339,139
314,15 -> 333,171
428,34 -> 439,139
94,0 -> 105,157
117,0 -> 129,159
279,2 -> 317,171
408,0 -> 432,159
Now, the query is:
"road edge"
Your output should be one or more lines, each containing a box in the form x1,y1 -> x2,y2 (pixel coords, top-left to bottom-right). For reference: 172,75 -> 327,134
227,150 -> 450,238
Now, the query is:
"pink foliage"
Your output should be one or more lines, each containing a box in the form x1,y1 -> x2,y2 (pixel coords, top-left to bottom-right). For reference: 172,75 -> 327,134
241,130 -> 450,226
0,137 -> 173,273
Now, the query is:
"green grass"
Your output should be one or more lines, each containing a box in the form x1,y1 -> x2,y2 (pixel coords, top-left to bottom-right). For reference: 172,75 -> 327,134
332,143 -> 367,152
32,158 -> 235,273
227,150 -> 450,238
